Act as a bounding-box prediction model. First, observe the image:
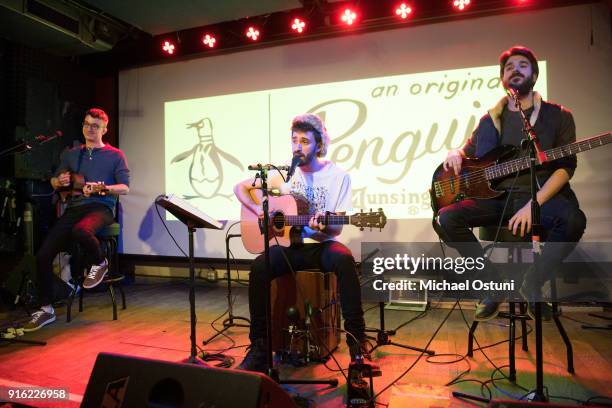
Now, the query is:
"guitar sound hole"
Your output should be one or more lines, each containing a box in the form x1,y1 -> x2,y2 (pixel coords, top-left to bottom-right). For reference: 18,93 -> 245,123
271,212 -> 285,230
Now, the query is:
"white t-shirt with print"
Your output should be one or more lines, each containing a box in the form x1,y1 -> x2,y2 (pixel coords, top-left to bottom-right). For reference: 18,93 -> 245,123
280,161 -> 352,243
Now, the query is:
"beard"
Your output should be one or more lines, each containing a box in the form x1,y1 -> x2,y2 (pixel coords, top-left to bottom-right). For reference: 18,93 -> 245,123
297,150 -> 317,167
504,73 -> 536,96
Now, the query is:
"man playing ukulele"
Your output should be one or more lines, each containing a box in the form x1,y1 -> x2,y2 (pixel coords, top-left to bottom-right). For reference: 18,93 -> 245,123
24,108 -> 130,332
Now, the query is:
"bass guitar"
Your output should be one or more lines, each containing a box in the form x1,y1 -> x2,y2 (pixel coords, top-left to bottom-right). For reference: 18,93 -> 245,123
241,190 -> 387,254
430,132 -> 611,214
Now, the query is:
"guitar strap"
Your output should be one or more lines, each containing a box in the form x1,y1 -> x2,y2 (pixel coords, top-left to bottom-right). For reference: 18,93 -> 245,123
76,145 -> 85,176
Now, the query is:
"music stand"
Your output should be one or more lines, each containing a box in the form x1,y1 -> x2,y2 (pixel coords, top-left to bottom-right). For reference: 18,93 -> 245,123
155,194 -> 224,364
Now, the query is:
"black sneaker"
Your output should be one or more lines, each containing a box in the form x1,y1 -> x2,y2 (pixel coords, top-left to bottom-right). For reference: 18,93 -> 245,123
23,310 -> 56,332
349,338 -> 372,361
349,338 -> 382,377
237,338 -> 268,374
474,298 -> 501,321
525,302 -> 553,321
519,274 -> 552,322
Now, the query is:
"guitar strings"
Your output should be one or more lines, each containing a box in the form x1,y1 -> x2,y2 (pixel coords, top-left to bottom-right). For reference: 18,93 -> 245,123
435,141 -> 561,191
438,155 -> 527,187
270,214 -> 351,226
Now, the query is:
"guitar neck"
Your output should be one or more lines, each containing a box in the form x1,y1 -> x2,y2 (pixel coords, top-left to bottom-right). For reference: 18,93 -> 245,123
485,132 -> 611,180
283,214 -> 350,226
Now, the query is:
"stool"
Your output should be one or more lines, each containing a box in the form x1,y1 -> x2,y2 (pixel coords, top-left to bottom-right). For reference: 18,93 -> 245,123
466,226 -> 574,381
66,222 -> 127,322
270,269 -> 340,362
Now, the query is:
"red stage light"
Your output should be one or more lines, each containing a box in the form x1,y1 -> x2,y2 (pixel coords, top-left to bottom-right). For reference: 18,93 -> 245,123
162,40 -> 175,55
246,26 -> 260,41
340,8 -> 358,26
395,3 -> 413,19
291,18 -> 306,33
452,0 -> 471,11
202,34 -> 216,48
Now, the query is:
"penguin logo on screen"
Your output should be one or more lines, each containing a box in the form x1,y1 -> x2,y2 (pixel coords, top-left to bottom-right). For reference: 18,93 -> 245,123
170,117 -> 244,199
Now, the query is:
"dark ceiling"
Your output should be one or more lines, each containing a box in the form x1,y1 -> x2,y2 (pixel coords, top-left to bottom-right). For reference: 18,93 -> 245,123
80,0 -> 303,35
0,0 -> 306,55
0,0 -> 603,58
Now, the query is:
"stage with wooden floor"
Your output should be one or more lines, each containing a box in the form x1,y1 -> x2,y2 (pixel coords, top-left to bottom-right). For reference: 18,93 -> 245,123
1,276 -> 610,407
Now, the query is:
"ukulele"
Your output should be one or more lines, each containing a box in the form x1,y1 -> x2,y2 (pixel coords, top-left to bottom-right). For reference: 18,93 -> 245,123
57,173 -> 109,203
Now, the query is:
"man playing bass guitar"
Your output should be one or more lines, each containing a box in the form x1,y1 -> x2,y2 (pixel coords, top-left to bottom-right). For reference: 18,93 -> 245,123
234,113 -> 372,373
24,108 -> 130,331
434,46 -> 586,321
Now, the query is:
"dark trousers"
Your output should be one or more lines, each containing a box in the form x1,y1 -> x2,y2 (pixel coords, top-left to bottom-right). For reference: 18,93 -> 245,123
436,192 -> 587,283
248,241 -> 365,345
36,203 -> 113,305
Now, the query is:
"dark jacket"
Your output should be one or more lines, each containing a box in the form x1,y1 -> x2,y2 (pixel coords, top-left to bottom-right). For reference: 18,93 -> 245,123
462,93 -> 577,194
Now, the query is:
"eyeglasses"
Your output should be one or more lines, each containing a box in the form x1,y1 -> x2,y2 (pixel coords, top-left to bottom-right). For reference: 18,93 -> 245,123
82,122 -> 105,130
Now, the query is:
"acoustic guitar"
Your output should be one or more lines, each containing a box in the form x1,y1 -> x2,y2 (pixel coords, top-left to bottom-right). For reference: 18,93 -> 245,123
240,190 -> 387,254
429,132 -> 611,214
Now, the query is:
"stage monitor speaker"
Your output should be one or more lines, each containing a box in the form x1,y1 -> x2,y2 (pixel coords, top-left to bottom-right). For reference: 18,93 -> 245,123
82,352 -> 298,408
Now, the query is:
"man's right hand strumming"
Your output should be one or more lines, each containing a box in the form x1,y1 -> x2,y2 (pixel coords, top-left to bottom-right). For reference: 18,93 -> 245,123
52,171 -> 71,189
443,149 -> 465,176
251,205 -> 264,218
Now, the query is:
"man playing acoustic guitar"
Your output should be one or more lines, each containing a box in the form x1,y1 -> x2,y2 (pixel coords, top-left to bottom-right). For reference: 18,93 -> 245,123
234,113 -> 373,373
435,46 -> 587,321
24,108 -> 130,331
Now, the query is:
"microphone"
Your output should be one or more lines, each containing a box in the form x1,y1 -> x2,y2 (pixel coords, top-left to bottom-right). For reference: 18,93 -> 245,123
247,163 -> 290,171
304,300 -> 312,325
506,86 -> 518,100
506,87 -> 522,110
286,306 -> 300,323
286,154 -> 301,182
35,130 -> 63,144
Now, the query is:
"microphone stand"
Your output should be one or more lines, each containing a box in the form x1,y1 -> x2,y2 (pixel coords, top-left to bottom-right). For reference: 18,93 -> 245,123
202,233 -> 250,345
513,90 -> 547,402
0,132 -> 63,159
453,91 -> 549,405
359,249 -> 435,356
0,141 -> 32,158
248,163 -> 337,387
